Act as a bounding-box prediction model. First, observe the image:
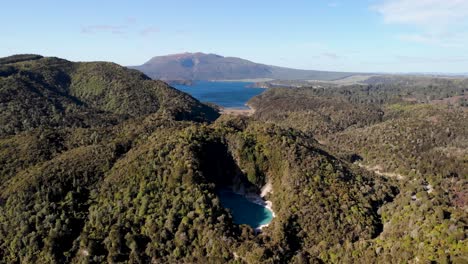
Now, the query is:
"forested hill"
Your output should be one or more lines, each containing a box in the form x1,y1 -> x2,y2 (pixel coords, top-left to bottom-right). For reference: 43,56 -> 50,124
0,54 -> 400,263
0,54 -> 219,136
248,80 -> 467,262
0,54 -> 465,263
130,52 -> 354,81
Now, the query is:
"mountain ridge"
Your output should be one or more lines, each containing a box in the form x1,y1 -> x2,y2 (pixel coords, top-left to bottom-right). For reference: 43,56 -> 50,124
0,53 -> 466,263
130,52 -> 356,81
0,54 -> 219,136
0,54 -> 400,263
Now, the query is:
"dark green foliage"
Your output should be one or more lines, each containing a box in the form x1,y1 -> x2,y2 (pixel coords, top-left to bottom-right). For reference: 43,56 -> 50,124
1,54 -> 466,263
246,81 -> 468,263
0,54 -> 44,65
0,55 -> 219,137
1,113 -> 397,263
215,118 -> 397,263
250,88 -> 384,136
327,104 -> 468,180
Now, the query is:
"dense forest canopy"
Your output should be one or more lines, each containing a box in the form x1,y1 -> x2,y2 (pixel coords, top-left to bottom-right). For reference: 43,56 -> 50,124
248,79 -> 467,262
0,55 -> 466,263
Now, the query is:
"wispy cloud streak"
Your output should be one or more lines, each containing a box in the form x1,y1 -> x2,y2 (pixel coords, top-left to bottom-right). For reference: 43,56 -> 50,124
81,25 -> 126,35
373,0 -> 468,47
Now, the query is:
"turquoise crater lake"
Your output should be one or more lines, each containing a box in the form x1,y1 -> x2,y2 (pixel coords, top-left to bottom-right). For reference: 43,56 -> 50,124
218,190 -> 273,229
173,81 -> 264,109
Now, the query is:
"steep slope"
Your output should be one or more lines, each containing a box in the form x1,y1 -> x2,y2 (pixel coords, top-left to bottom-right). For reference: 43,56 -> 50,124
322,104 -> 468,262
249,87 -> 384,137
246,83 -> 468,263
0,114 -> 397,263
0,54 -> 404,263
1,54 -> 465,263
130,52 -> 353,81
0,55 -> 219,136
326,104 -> 468,179
249,79 -> 468,136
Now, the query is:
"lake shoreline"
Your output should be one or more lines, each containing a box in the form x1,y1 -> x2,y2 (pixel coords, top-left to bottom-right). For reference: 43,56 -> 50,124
210,78 -> 274,83
173,81 -> 264,109
232,183 -> 275,231
220,107 -> 255,116
218,187 -> 275,231
247,195 -> 276,232
220,103 -> 256,116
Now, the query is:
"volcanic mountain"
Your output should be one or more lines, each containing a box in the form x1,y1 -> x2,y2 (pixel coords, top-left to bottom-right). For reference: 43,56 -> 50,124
130,52 -> 354,81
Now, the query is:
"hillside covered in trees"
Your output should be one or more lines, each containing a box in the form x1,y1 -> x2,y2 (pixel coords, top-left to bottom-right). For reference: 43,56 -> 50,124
249,79 -> 468,262
0,55 -> 466,263
0,54 -> 218,137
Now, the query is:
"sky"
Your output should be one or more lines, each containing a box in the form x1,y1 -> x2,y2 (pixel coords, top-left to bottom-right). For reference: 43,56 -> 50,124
1,0 -> 468,73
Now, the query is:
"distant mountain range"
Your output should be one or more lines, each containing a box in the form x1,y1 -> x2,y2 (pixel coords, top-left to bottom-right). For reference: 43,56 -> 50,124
130,52 -> 355,81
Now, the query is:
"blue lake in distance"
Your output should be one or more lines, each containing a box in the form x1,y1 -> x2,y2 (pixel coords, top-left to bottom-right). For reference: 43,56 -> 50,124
218,190 -> 273,228
173,81 -> 265,109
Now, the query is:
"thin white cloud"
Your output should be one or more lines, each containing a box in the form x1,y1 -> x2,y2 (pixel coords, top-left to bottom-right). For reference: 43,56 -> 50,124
292,41 -> 327,50
374,0 -> 468,47
81,18 -> 160,37
396,55 -> 468,63
398,32 -> 466,48
374,0 -> 468,27
81,25 -> 126,35
140,26 -> 160,36
126,17 -> 137,24
399,34 -> 433,43
322,52 -> 341,59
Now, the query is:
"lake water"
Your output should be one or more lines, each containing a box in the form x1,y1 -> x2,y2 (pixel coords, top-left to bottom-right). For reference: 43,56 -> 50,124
173,81 -> 265,109
218,190 -> 273,228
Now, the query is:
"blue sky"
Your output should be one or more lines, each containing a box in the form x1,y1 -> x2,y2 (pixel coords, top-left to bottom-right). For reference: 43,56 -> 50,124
1,0 -> 467,72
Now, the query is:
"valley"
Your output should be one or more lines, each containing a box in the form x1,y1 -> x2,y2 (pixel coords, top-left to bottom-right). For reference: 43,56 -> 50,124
0,54 -> 466,263
3,1 -> 468,263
